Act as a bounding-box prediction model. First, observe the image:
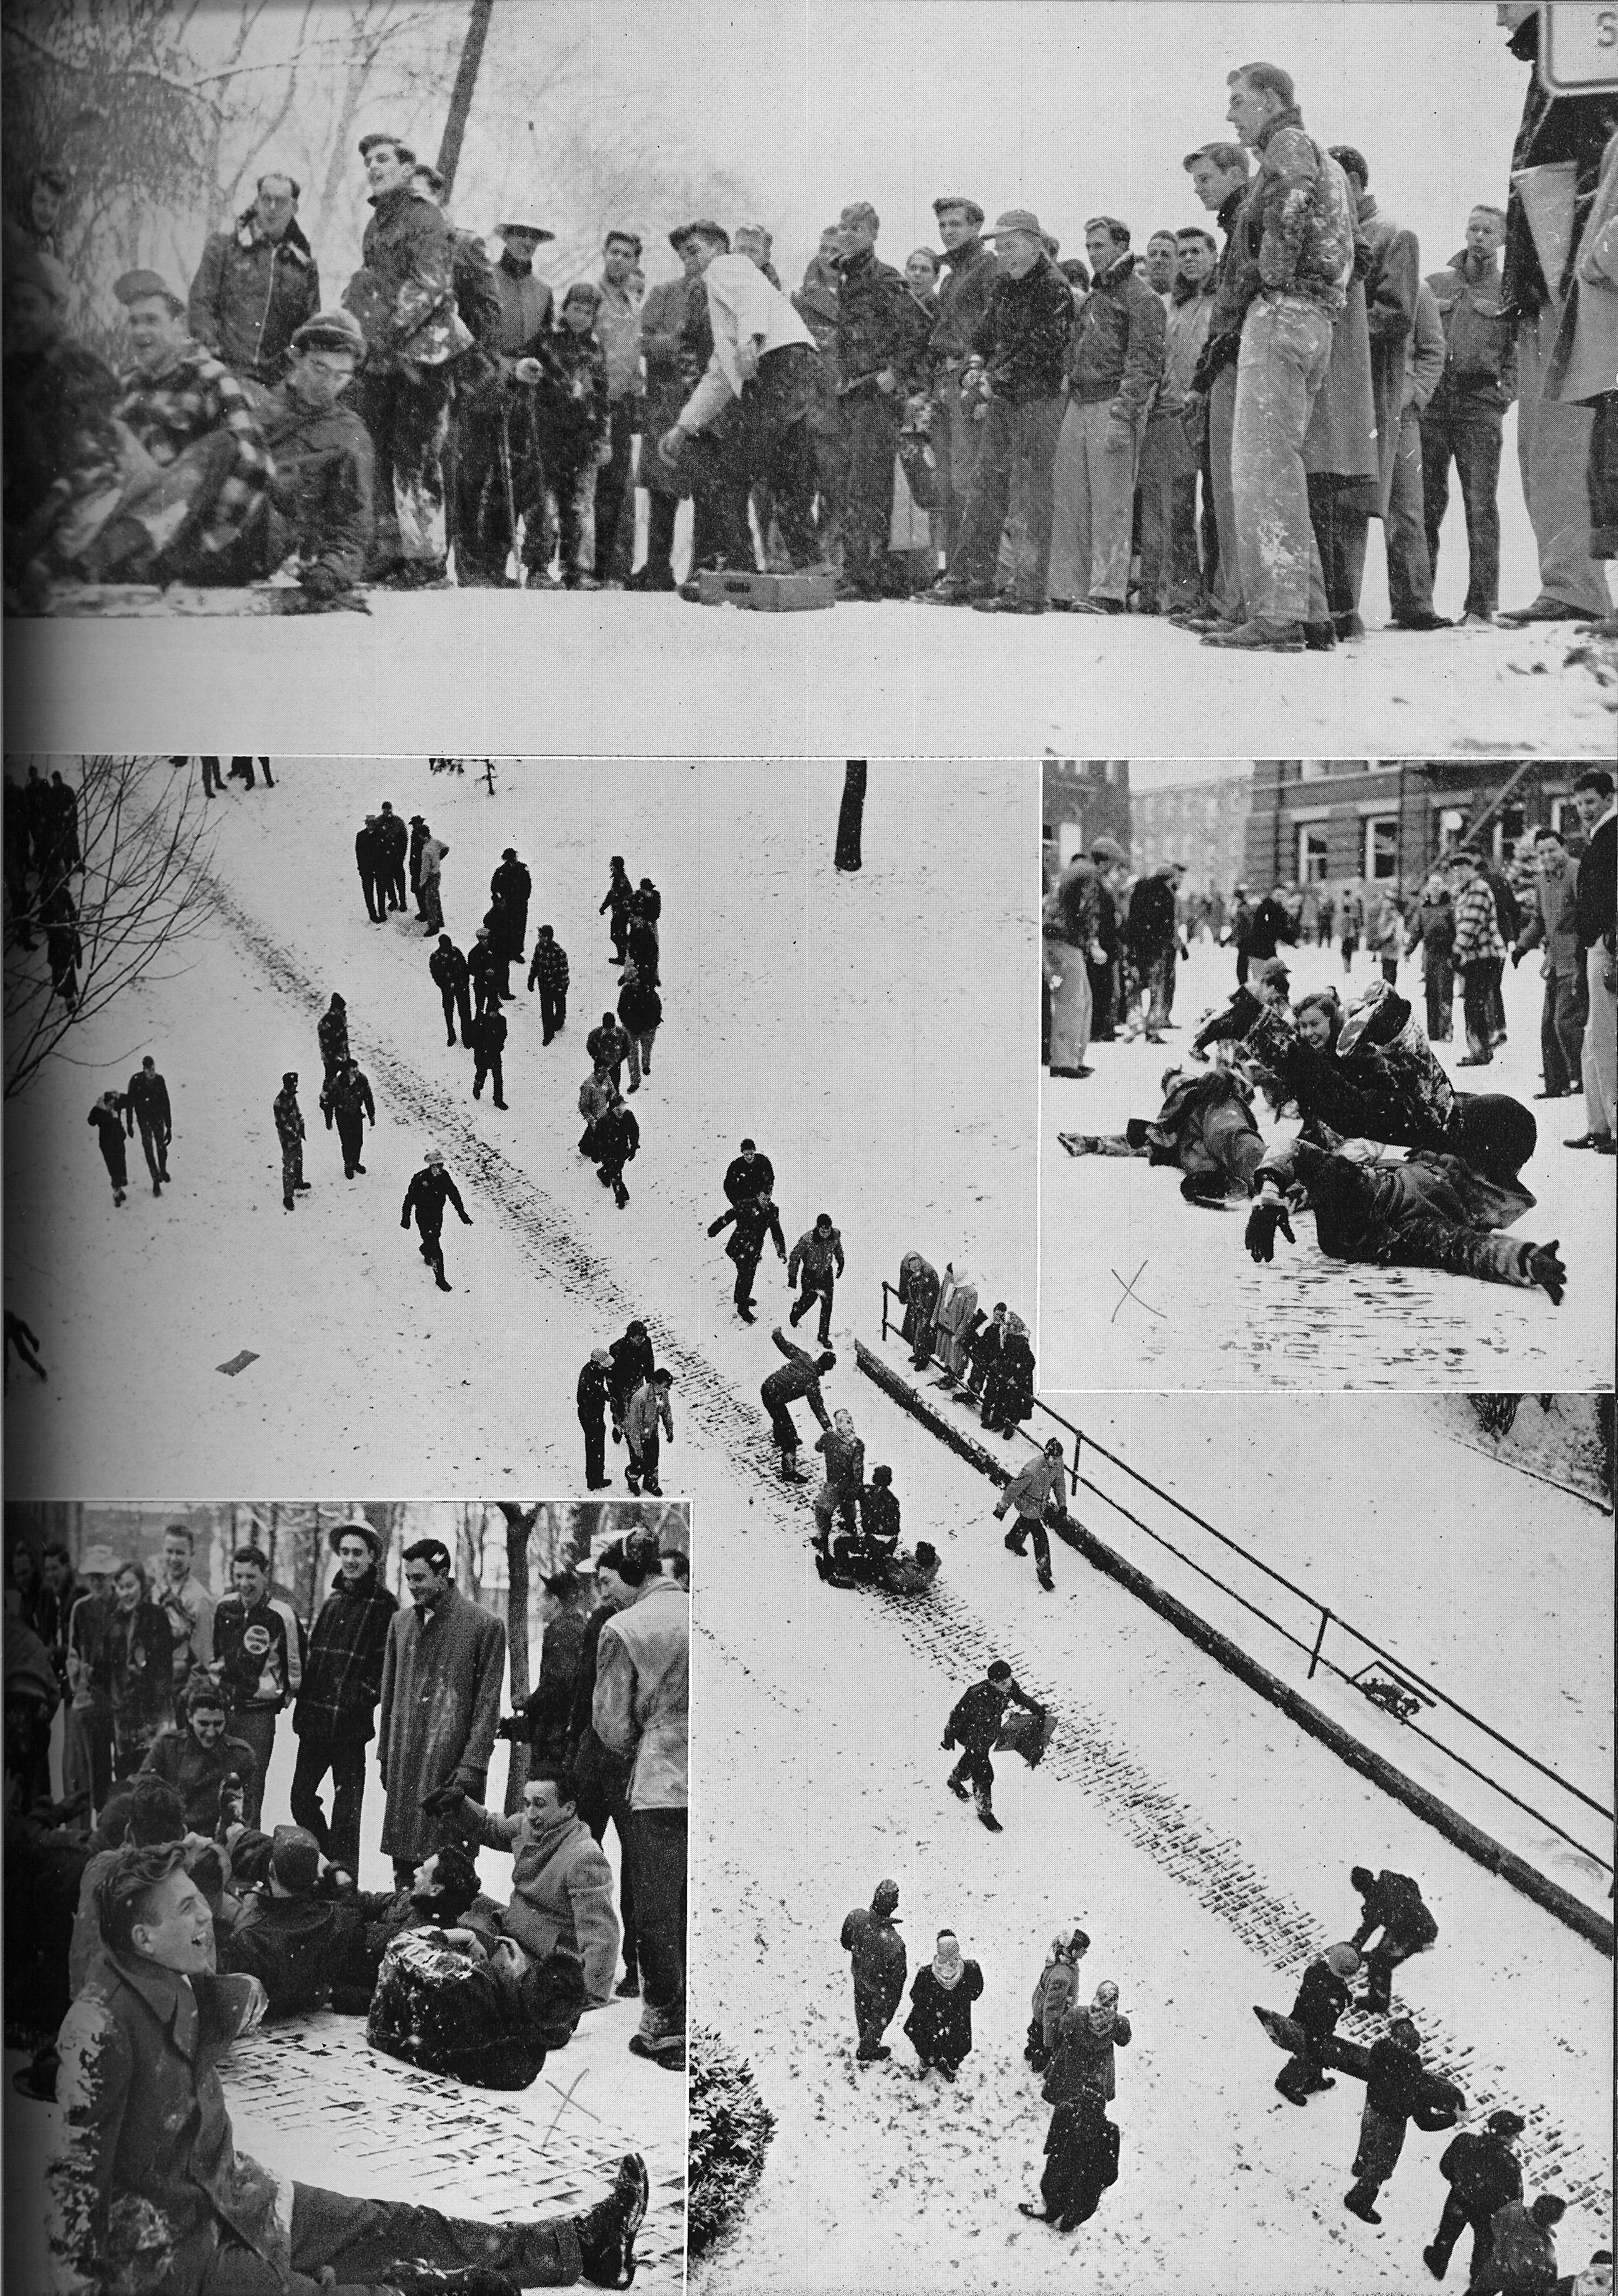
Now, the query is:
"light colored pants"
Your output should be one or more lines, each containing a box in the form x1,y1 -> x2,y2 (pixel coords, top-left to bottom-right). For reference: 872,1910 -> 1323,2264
1232,295 -> 1334,627
1517,302 -> 1608,617
1048,398 -> 1140,603
1045,938 -> 1093,1070
1209,363 -> 1241,618
1584,940 -> 1617,1137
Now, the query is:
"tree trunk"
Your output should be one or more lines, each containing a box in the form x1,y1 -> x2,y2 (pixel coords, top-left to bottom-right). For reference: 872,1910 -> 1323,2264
435,0 -> 495,200
834,759 -> 867,873
499,1503 -> 537,1813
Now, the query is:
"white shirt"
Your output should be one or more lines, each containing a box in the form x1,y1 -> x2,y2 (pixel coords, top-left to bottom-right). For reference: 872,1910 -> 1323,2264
678,253 -> 815,434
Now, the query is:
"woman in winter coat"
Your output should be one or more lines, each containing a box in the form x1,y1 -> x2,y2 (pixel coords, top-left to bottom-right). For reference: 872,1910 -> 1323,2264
1019,2090 -> 1121,2231
903,1929 -> 984,2079
1044,1980 -> 1132,2106
980,1312 -> 1035,1438
105,1559 -> 175,1780
1025,1923 -> 1090,2071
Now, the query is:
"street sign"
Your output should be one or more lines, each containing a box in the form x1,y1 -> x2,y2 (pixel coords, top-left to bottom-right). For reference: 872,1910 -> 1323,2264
1540,2 -> 1618,91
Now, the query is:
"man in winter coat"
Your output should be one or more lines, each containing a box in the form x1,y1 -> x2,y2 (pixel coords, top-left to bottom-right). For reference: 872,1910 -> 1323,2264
633,237 -> 704,589
898,1250 -> 943,1368
568,1541 -> 645,1996
408,813 -> 429,916
399,1147 -> 472,1292
121,1055 -> 173,1196
709,1189 -> 787,1319
153,1523 -> 215,1702
617,963 -> 662,1091
243,309 -> 374,603
903,1929 -> 984,2079
1021,2090 -> 1121,2232
724,1137 -> 776,1208
316,992 -> 350,1083
830,202 -> 931,598
211,1545 -> 305,1827
943,1659 -> 1045,1829
1048,217 -> 1165,611
788,1212 -> 845,1345
993,1438 -> 1072,1593
1450,849 -> 1510,1065
511,1575 -> 588,1763
932,1264 -> 980,1384
1332,150 -> 1420,549
453,224 -> 556,585
607,1321 -> 657,1438
1472,2194 -> 1567,2295
289,1519 -> 397,1874
1274,1940 -> 1361,2103
592,1100 -> 641,1208
469,1002 -> 509,1109
51,1838 -> 649,2292
481,897 -> 519,1001
1205,63 -> 1356,652
321,1056 -> 376,1177
88,1093 -> 130,1206
417,829 -> 448,934
841,1878 -> 907,2061
594,1558 -> 688,2068
811,1408 -> 866,1551
1182,139 -> 1256,630
528,924 -> 570,1042
187,173 -> 319,386
354,817 -> 387,921
377,1538 -> 505,1892
1571,767 -> 1617,1152
1136,230 -> 1216,616
372,799 -> 408,911
221,1823 -> 366,2017
1514,828 -> 1587,1100
1344,2017 -> 1438,2222
490,847 -> 532,958
601,857 -> 634,963
1025,1924 -> 1091,2071
761,1325 -> 835,1481
467,926 -> 502,1017
925,197 -> 1003,570
577,1347 -> 615,1489
140,1680 -> 260,1835
587,1011 -> 632,1086
1125,863 -> 1184,1038
429,931 -> 473,1045
1424,2109 -> 1527,2285
1422,206 -> 1516,625
624,1369 -> 674,1497
1349,1862 -> 1439,2009
1044,856 -> 1105,1078
928,209 -> 1074,612
966,1300 -> 1008,1401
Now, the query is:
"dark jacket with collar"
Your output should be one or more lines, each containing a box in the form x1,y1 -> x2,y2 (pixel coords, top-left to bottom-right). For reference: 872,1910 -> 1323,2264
1574,812 -> 1616,954
1425,249 -> 1517,403
1067,253 -> 1165,419
187,211 -> 320,382
930,236 -> 1003,373
834,246 -> 929,392
294,1562 -> 398,1743
969,253 -> 1075,403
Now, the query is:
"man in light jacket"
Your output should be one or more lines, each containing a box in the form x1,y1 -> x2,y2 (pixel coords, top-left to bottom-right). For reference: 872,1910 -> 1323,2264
1513,826 -> 1587,1100
594,1558 -> 688,2069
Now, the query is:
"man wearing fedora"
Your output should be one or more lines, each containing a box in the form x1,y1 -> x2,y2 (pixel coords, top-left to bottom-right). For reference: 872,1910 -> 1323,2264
291,1517 -> 399,1876
455,218 -> 558,585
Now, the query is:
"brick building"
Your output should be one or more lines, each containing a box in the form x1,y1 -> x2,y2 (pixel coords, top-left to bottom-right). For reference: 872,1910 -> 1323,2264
1041,755 -> 1131,882
1132,770 -> 1253,899
1243,759 -> 1589,896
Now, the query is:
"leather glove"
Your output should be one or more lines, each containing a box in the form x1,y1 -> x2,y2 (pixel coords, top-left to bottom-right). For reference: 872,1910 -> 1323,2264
1244,1199 -> 1296,1264
420,1782 -> 466,1817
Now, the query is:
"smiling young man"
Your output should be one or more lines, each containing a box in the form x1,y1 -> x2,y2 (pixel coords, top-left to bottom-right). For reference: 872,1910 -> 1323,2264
50,1840 -> 649,2292
289,1518 -> 398,1875
376,1537 -> 505,1893
186,170 -> 320,388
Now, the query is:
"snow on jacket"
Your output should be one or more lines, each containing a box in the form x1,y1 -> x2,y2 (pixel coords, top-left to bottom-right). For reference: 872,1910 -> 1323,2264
967,252 -> 1076,404
725,1151 -> 776,1206
458,1796 -> 619,2001
945,1673 -> 1041,1752
368,1927 -> 549,2090
114,340 -> 272,560
212,1591 -> 304,1713
1031,1957 -> 1083,2055
996,1453 -> 1067,1523
897,1252 -> 940,1347
624,1376 -> 673,1455
1362,2032 -> 1429,2121
711,1196 -> 786,1265
761,1327 -> 832,1426
789,1224 -> 845,1286
617,973 -> 663,1034
1438,2130 -> 1523,2220
834,245 -> 930,391
903,1959 -> 983,2065
317,1005 -> 349,1071
815,1426 -> 866,1492
678,252 -> 817,432
1044,2003 -> 1132,2104
187,211 -> 321,383
841,1883 -> 907,2006
140,1722 -> 260,1834
1050,858 -> 1105,949
323,1065 -> 376,1130
1475,2201 -> 1559,2295
258,383 -> 374,591
345,185 -> 471,371
48,1945 -> 278,2296
401,1162 -> 468,1235
294,1564 -> 398,1744
592,1574 -> 688,1811
377,1584 -> 506,1862
1288,1956 -> 1352,2041
1226,107 -> 1356,324
930,234 -> 1003,374
1067,253 -> 1165,419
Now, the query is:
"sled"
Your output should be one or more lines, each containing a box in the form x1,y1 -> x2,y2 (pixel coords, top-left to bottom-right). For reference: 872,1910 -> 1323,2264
1253,2007 -> 1463,2125
996,1707 -> 1057,1768
693,566 -> 836,612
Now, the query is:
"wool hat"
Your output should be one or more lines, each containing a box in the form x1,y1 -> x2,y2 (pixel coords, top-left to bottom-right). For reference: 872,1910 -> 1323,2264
932,196 -> 985,225
1324,1942 -> 1361,1978
982,208 -> 1046,241
497,222 -> 555,243
328,1516 -> 382,1560
269,1825 -> 321,1895
1486,2109 -> 1526,2137
79,1544 -> 123,1578
281,1071 -> 298,1088
291,308 -> 363,356
113,268 -> 182,312
873,1879 -> 900,1914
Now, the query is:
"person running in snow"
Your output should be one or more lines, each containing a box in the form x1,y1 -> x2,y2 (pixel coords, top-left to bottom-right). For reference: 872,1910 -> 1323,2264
624,1368 -> 673,1496
902,1928 -> 983,2081
577,1347 -> 615,1489
993,1437 -> 1071,1592
528,924 -> 570,1043
429,931 -> 473,1046
1425,2110 -> 1526,2285
400,1147 -> 472,1292
1274,1940 -> 1361,2104
708,1189 -> 786,1321
124,1056 -> 172,1196
592,1098 -> 640,1208
1345,2017 -> 1438,2223
787,1213 -> 844,1345
469,1001 -> 509,1108
1348,1864 -> 1440,2011
942,1660 -> 1045,1831
601,856 -> 634,963
840,1878 -> 907,2064
88,1092 -> 131,1208
321,1056 -> 377,1178
1019,2088 -> 1121,2232
811,1408 -> 865,1556
1024,1923 -> 1091,2072
273,1072 -> 309,1211
316,993 -> 350,1085
759,1325 -> 834,1482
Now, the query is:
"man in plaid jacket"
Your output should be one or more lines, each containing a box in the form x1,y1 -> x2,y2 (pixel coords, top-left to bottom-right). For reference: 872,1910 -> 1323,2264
78,270 -> 271,586
1449,848 -> 1508,1065
290,1518 -> 397,1874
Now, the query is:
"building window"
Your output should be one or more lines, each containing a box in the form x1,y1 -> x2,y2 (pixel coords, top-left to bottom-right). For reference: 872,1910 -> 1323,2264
1493,803 -> 1527,866
1298,824 -> 1330,883
1549,795 -> 1578,838
1436,807 -> 1466,855
1365,815 -> 1400,880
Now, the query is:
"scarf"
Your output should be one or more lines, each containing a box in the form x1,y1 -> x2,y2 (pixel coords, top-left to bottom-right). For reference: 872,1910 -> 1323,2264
931,1935 -> 965,1990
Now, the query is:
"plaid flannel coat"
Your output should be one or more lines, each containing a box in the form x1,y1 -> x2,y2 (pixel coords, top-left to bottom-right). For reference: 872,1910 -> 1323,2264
114,340 -> 272,557
293,1564 -> 398,1744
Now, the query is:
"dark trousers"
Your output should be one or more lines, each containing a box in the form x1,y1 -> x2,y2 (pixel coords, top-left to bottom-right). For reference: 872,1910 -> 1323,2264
593,400 -> 637,582
853,1976 -> 902,2057
1088,956 -> 1116,1039
1540,970 -> 1588,1096
688,345 -> 821,571
438,983 -> 472,1043
335,1111 -> 366,1173
841,389 -> 902,592
1385,404 -> 1436,620
64,1703 -> 114,1818
638,488 -> 681,583
789,1271 -> 834,1344
575,1766 -> 637,1977
455,392 -> 546,584
1425,958 -> 1454,1041
360,867 -> 385,923
1461,958 -> 1502,1060
352,368 -> 451,573
289,1733 -> 368,1875
626,1806 -> 685,2020
1427,2188 -> 1494,2281
763,1393 -> 801,1453
135,1119 -> 168,1184
414,1217 -> 446,1283
1005,1509 -> 1053,1575
947,1743 -> 995,1808
232,1705 -> 278,1828
472,1050 -> 504,1102
1307,473 -> 1369,625
956,394 -> 1066,602
197,2179 -> 580,2295
538,982 -> 566,1042
732,1248 -> 763,1308
384,860 -> 405,910
201,756 -> 225,796
579,1410 -> 606,1486
626,1431 -> 659,1494
1421,390 -> 1504,617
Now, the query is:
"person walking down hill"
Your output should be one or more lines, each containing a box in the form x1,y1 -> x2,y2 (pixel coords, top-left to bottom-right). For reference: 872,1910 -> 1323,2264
88,1093 -> 130,1208
273,1072 -> 309,1212
942,1659 -> 1045,1831
708,1190 -> 786,1321
321,1057 -> 377,1178
617,962 -> 662,1091
787,1213 -> 844,1346
841,1879 -> 907,2064
903,1929 -> 984,2080
124,1056 -> 173,1196
317,993 -> 351,1083
993,1437 -> 1071,1592
1424,2110 -> 1526,2286
528,925 -> 570,1043
577,1349 -> 615,1490
1019,2088 -> 1121,2232
429,933 -> 473,1047
601,858 -> 634,964
760,1325 -> 834,1483
400,1147 -> 472,1292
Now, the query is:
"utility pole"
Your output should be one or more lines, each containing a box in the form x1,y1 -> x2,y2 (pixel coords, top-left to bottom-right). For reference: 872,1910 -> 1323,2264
436,0 -> 495,201
834,760 -> 868,872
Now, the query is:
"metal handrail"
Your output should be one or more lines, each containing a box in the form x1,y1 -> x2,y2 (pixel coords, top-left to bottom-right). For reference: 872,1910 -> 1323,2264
878,1281 -> 1614,1869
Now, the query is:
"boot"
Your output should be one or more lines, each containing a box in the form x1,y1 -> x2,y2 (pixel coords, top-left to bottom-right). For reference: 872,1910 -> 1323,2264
1422,2246 -> 1450,2281
1036,1566 -> 1054,1592
1004,1530 -> 1027,1555
975,1793 -> 1002,1832
1344,2185 -> 1382,2224
947,1773 -> 970,1801
615,1971 -> 640,1999
575,2154 -> 650,2288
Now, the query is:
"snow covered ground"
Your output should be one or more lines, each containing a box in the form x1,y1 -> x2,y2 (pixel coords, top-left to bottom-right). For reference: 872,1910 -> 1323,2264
1039,932 -> 1617,1392
690,1385 -> 1614,2296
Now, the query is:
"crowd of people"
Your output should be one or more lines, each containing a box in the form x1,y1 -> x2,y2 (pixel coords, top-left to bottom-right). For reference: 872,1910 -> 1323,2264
7,26 -> 1614,631
1048,767 -> 1616,1305
4,1511 -> 689,2291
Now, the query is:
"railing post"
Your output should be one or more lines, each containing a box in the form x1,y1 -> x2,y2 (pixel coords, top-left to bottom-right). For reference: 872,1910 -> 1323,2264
1307,1606 -> 1331,1680
1070,1429 -> 1082,1500
880,1284 -> 889,1344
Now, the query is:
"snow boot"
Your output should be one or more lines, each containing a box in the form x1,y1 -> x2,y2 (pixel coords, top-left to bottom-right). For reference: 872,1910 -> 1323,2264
1017,2203 -> 1052,2222
575,2154 -> 650,2288
615,1972 -> 640,1999
614,1182 -> 629,1208
1422,2246 -> 1450,2280
975,1794 -> 1002,1832
947,1775 -> 970,1801
293,1180 -> 311,1192
1036,1566 -> 1055,1592
354,1163 -> 366,1175
737,1302 -> 757,1324
1343,2186 -> 1381,2224
152,1180 -> 162,1197
1004,1530 -> 1027,1555
283,1193 -> 294,1211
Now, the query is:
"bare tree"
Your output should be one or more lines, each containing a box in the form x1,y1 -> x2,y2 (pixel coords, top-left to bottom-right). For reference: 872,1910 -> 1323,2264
4,757 -> 218,1101
497,1500 -> 538,1812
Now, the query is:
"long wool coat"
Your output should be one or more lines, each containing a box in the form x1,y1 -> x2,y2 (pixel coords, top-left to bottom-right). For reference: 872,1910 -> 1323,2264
377,1583 -> 506,1860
